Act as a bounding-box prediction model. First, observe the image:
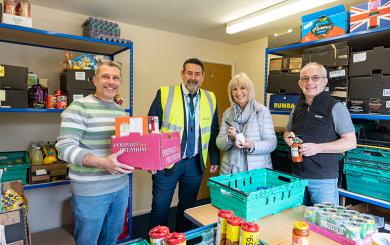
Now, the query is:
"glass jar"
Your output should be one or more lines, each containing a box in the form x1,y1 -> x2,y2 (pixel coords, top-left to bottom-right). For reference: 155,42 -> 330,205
292,221 -> 309,245
31,146 -> 43,165
291,139 -> 303,163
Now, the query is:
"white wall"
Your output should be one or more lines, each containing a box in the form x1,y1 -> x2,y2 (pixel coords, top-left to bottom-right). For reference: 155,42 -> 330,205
0,4 -> 239,232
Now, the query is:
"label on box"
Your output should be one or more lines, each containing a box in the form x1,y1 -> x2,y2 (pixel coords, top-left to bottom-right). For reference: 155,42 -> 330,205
0,90 -> 5,101
36,169 -> 47,176
383,89 -> 390,97
0,210 -> 21,226
75,72 -> 86,81
329,69 -> 346,78
386,101 -> 390,108
353,52 -> 366,63
0,65 -> 4,77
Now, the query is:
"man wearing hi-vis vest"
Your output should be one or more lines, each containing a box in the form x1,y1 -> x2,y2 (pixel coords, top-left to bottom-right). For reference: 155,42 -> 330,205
148,58 -> 220,232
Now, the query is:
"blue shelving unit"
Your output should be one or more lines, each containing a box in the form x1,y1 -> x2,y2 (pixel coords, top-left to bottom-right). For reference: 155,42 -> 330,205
0,23 -> 134,239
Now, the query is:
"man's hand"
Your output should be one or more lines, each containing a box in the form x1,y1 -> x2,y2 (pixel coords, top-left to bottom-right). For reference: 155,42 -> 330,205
210,165 -> 219,173
148,170 -> 157,175
101,150 -> 134,175
300,143 -> 321,156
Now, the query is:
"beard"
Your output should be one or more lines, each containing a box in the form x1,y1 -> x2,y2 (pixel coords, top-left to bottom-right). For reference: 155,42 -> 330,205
186,79 -> 199,93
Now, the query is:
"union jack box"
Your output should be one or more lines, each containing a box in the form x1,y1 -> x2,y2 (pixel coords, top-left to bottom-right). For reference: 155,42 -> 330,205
111,132 -> 181,170
350,0 -> 390,33
269,94 -> 301,112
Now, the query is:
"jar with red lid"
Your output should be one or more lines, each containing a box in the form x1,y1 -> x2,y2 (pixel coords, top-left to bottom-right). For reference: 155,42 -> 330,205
292,221 -> 309,245
217,210 -> 234,245
291,138 -> 303,163
226,216 -> 243,245
164,232 -> 186,245
149,225 -> 170,245
239,222 -> 259,245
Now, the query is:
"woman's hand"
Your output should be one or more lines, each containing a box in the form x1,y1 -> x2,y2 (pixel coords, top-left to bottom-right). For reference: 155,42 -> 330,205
228,126 -> 238,141
235,138 -> 253,149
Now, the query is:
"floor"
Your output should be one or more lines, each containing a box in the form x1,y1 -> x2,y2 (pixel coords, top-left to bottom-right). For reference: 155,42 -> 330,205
31,199 -> 210,244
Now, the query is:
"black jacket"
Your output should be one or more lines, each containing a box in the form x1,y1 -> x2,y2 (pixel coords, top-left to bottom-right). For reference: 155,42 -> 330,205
148,87 -> 220,173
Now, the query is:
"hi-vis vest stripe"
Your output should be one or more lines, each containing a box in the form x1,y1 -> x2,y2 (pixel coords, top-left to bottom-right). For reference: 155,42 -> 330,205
160,85 -> 216,167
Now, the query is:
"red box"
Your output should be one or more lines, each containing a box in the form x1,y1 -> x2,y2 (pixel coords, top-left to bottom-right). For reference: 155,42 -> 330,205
111,132 -> 181,170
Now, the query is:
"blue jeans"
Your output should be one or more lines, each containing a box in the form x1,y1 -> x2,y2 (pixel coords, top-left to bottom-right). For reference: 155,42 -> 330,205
303,178 -> 338,206
72,186 -> 129,245
149,155 -> 202,232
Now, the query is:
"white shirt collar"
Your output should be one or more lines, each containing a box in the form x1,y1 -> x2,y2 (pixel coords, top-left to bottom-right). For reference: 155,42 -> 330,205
181,84 -> 199,97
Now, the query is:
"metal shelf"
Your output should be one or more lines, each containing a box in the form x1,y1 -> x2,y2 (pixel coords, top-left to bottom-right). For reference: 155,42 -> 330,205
0,108 -> 64,113
338,188 -> 390,209
23,180 -> 70,190
270,111 -> 291,115
0,23 -> 132,55
350,114 -> 390,120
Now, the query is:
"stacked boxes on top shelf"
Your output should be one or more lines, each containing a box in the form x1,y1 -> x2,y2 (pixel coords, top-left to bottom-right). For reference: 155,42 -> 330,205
350,0 -> 390,33
82,17 -> 130,44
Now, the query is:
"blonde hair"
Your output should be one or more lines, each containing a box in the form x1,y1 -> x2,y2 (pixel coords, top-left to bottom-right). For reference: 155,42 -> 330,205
227,73 -> 255,105
95,59 -> 122,77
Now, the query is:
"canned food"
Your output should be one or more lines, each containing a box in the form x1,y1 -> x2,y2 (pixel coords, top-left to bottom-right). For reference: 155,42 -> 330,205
56,95 -> 67,109
164,232 -> 186,245
149,226 -> 170,245
351,218 -> 368,238
46,95 -> 57,109
239,222 -> 259,245
359,214 -> 376,235
216,210 -> 234,245
226,216 -> 243,245
344,221 -> 361,241
303,207 -> 318,224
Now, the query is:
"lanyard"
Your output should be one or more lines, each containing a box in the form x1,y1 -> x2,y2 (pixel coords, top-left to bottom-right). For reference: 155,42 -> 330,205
186,93 -> 199,129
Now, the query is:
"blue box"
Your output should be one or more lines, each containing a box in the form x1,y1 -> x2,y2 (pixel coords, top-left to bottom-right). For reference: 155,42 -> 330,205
350,0 -> 390,33
269,94 -> 300,112
301,4 -> 349,43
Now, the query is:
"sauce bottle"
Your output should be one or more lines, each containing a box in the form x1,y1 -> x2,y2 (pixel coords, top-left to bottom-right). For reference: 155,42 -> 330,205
291,138 -> 303,163
292,221 -> 309,245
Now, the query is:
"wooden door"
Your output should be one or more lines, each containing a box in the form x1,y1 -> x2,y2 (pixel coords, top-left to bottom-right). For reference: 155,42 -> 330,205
197,62 -> 232,200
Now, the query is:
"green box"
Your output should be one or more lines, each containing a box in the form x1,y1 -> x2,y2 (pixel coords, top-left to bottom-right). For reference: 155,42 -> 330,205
208,168 -> 307,221
346,146 -> 390,165
344,163 -> 390,201
0,152 -> 30,185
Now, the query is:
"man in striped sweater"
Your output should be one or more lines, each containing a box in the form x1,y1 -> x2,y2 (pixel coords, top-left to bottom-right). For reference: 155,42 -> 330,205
56,60 -> 134,245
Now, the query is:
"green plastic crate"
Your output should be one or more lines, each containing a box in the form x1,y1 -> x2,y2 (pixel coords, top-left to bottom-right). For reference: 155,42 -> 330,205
344,163 -> 390,201
0,151 -> 30,185
120,238 -> 149,245
208,168 -> 308,221
346,146 -> 390,165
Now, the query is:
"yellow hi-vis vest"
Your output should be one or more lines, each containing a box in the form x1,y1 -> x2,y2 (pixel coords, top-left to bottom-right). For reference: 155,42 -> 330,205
160,85 -> 216,167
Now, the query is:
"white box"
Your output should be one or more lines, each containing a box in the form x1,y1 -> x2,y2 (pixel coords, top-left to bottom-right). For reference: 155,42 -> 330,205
2,13 -> 32,28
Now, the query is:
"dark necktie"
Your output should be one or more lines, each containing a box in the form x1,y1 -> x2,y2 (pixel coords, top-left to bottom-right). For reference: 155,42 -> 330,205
187,93 -> 196,158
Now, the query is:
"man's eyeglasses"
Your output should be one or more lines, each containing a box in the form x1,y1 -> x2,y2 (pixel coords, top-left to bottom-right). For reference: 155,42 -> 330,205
300,76 -> 326,83
99,74 -> 121,82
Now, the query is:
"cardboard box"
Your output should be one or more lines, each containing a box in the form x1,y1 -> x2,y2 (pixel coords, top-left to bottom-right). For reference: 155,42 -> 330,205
111,132 -> 181,170
301,5 -> 349,43
269,58 -> 289,74
1,13 -> 32,28
349,46 -> 390,77
267,27 -> 301,49
347,99 -> 390,114
115,116 -> 149,137
0,90 -> 28,108
267,73 -> 300,94
29,162 -> 68,184
350,0 -> 390,33
0,64 -> 28,90
0,181 -> 30,245
66,89 -> 94,105
303,42 -> 349,68
60,69 -> 95,90
288,57 -> 303,73
348,75 -> 390,100
269,94 -> 300,112
326,67 -> 349,101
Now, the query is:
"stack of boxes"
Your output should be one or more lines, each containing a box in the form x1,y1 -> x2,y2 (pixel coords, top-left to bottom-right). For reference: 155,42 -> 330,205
60,69 -> 95,105
0,64 -> 28,108
348,46 -> 390,114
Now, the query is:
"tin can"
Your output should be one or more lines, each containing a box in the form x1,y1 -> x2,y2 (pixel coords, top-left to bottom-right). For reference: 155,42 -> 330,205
216,210 -> 234,245
56,95 -> 67,109
351,218 -> 368,238
226,216 -> 243,245
303,206 -> 318,224
317,210 -> 330,226
344,221 -> 361,241
149,226 -> 170,245
359,214 -> 376,235
239,222 -> 259,245
313,204 -> 327,210
164,232 -> 186,245
342,210 -> 360,219
46,95 -> 57,109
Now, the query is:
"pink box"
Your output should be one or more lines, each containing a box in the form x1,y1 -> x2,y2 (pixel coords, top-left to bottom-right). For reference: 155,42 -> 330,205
111,132 -> 181,170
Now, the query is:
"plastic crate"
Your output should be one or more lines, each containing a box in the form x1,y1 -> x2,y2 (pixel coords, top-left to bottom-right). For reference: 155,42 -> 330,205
208,168 -> 307,221
120,238 -> 149,245
0,151 -> 30,185
344,163 -> 390,201
346,147 -> 390,165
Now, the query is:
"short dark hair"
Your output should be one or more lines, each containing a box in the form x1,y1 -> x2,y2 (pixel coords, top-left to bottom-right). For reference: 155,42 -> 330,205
183,58 -> 204,72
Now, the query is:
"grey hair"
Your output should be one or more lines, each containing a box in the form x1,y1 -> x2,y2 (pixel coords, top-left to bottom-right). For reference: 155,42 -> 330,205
227,72 -> 255,105
300,62 -> 327,79
95,59 -> 122,76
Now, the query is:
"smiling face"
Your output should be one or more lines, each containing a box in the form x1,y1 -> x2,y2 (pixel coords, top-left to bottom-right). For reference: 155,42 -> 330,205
93,64 -> 122,102
181,63 -> 204,94
298,64 -> 328,104
232,84 -> 249,109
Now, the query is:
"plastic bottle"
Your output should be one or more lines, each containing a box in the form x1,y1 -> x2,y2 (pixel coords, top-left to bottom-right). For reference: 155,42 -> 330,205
31,146 -> 43,165
292,221 -> 309,245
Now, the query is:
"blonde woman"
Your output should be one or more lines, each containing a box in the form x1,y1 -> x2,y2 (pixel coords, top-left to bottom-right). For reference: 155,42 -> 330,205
216,73 -> 277,174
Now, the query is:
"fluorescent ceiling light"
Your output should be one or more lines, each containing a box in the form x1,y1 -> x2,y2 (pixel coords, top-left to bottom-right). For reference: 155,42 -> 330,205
226,0 -> 338,34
